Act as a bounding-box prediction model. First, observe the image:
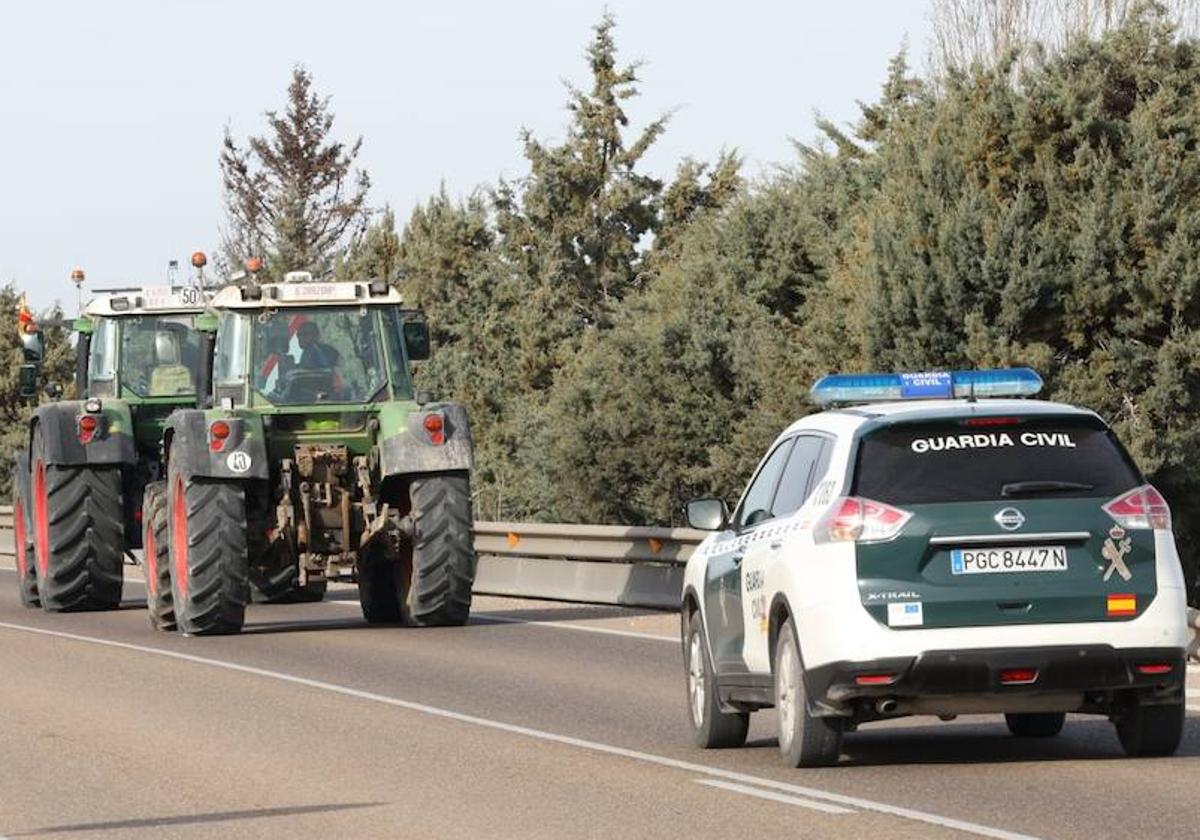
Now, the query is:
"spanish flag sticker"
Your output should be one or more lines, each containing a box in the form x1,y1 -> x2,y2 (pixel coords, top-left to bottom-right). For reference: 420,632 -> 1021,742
1107,593 -> 1137,617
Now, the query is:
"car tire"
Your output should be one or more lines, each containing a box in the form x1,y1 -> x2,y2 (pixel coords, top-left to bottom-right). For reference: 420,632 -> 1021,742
141,482 -> 176,632
1115,700 -> 1184,757
684,610 -> 750,749
31,427 -> 124,612
13,455 -> 39,608
406,472 -> 476,627
774,618 -> 842,768
1004,712 -> 1065,737
167,460 -> 249,636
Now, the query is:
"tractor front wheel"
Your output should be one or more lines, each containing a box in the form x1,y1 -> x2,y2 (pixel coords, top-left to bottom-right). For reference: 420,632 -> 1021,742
141,482 -> 175,631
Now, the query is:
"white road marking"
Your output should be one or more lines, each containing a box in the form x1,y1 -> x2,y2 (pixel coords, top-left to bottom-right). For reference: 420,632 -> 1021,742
0,621 -> 1040,840
695,779 -> 855,814
1188,706 -> 1200,714
1186,689 -> 1200,698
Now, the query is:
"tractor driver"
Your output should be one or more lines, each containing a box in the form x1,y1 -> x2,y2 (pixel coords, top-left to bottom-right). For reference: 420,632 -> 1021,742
296,320 -> 340,370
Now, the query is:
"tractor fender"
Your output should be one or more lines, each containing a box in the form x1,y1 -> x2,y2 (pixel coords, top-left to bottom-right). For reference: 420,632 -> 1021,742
162,409 -> 269,481
30,401 -> 136,467
379,402 -> 475,477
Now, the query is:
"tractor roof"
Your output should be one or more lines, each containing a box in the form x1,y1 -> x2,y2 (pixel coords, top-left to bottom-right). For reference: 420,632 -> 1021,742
209,278 -> 404,309
85,286 -> 209,317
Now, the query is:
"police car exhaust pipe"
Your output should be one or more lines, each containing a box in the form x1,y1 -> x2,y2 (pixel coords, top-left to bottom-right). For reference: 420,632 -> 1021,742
876,697 -> 899,715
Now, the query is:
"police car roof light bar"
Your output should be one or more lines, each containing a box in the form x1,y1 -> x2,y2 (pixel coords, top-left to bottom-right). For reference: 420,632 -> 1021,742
810,368 -> 1043,406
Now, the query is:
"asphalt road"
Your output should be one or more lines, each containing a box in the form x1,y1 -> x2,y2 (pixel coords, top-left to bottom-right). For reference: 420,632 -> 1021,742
0,564 -> 1196,840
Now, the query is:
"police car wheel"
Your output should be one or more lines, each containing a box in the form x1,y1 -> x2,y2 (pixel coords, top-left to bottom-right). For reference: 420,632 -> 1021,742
1115,700 -> 1184,758
774,619 -> 842,768
1004,712 -> 1065,737
684,610 -> 749,749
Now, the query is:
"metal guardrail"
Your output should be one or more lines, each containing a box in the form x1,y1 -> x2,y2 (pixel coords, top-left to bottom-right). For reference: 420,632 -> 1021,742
473,521 -> 702,608
0,505 -> 700,609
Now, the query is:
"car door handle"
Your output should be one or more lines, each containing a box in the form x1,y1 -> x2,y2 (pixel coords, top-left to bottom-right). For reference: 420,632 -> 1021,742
769,540 -> 783,550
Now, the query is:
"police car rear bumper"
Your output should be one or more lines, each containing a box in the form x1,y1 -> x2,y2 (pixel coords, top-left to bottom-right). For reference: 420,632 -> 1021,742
807,645 -> 1186,714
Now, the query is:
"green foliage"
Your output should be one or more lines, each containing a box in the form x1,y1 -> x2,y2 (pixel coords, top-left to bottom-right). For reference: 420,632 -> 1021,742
396,7 -> 1200,603
0,286 -> 75,498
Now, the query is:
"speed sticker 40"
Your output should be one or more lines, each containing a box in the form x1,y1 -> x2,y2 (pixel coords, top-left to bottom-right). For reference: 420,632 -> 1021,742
951,546 -> 1068,575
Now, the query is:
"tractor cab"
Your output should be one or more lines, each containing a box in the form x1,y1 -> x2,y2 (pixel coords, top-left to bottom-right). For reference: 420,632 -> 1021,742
208,275 -> 430,413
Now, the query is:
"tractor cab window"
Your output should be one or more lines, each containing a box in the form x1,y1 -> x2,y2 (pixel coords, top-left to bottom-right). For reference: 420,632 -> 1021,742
215,311 -> 250,405
118,315 -> 201,398
382,307 -> 416,400
250,306 -> 386,405
88,317 -> 118,397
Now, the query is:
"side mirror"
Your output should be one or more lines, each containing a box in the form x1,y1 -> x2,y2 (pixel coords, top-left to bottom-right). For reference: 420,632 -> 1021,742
18,364 -> 38,400
403,320 -> 431,361
685,497 -> 729,531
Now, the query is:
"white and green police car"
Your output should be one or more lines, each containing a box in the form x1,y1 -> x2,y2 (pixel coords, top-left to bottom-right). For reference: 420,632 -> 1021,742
681,369 -> 1190,767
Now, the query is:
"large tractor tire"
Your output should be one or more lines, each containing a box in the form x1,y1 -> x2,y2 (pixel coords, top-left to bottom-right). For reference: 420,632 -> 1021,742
406,472 -> 476,627
167,460 -> 249,636
141,482 -> 176,632
12,455 -> 39,608
250,563 -> 327,604
356,542 -> 408,625
30,427 -> 124,612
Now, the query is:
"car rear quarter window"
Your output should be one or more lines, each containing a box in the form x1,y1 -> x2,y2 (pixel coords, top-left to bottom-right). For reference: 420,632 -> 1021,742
852,416 -> 1141,505
771,436 -> 830,516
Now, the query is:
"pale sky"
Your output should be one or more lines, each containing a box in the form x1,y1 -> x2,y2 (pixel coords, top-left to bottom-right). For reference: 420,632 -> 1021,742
0,0 -> 932,311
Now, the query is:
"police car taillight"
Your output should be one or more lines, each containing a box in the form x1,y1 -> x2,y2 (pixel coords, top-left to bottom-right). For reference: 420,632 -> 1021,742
815,496 -> 912,544
1103,485 -> 1170,530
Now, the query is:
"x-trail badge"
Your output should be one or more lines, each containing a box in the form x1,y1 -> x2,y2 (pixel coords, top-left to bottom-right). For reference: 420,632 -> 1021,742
995,507 -> 1025,531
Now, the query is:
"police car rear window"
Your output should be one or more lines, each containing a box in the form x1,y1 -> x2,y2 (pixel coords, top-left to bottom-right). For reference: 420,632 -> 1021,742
852,417 -> 1141,505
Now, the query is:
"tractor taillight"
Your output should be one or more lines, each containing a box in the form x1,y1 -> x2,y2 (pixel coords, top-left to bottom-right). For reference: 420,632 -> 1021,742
814,496 -> 911,544
423,413 -> 445,446
1103,485 -> 1171,530
209,420 -> 231,452
78,414 -> 99,444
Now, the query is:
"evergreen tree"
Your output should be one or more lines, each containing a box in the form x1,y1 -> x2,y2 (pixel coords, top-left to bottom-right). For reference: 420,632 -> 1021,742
220,66 -> 371,278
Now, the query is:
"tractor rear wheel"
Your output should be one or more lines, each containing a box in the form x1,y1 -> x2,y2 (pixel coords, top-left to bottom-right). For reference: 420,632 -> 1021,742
13,454 -> 39,608
167,460 -> 249,636
141,482 -> 175,631
31,426 -> 124,612
406,472 -> 476,627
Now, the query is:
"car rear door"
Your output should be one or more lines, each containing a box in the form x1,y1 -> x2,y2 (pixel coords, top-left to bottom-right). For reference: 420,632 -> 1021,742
704,437 -> 793,674
739,434 -> 832,673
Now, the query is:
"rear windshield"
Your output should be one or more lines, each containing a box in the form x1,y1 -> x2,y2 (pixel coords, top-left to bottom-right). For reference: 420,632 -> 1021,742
853,416 -> 1141,505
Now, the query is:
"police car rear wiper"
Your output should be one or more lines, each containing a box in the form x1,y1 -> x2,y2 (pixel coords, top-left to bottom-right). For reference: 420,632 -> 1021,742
1001,480 -> 1094,497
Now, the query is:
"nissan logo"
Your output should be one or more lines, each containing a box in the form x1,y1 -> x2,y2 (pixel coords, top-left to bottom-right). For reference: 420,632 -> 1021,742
995,507 -> 1026,531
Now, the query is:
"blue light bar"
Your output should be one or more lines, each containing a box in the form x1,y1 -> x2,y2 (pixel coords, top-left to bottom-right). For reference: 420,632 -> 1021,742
810,368 -> 1043,406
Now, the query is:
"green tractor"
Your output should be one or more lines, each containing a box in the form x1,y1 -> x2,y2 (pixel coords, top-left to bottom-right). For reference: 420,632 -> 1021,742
150,274 -> 477,635
12,284 -> 208,620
